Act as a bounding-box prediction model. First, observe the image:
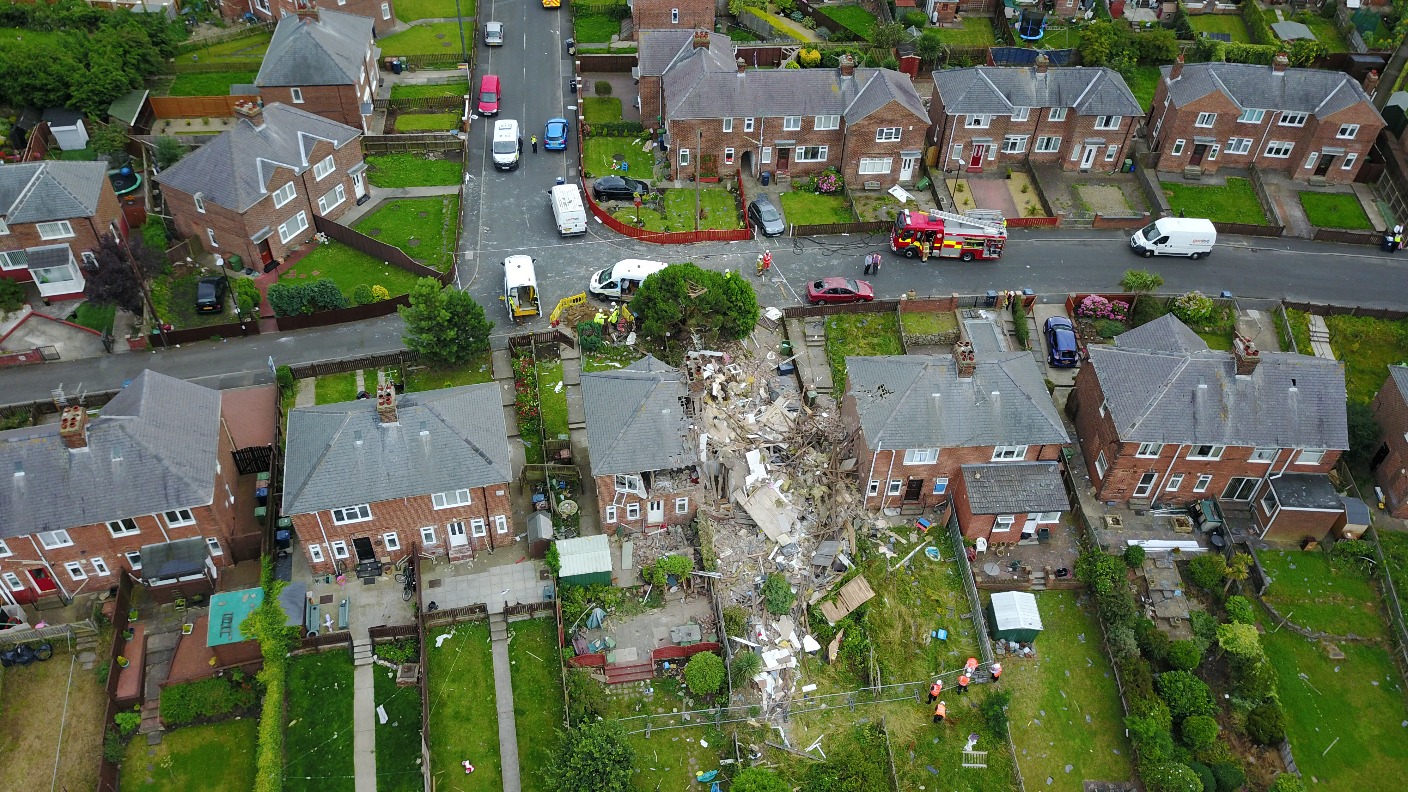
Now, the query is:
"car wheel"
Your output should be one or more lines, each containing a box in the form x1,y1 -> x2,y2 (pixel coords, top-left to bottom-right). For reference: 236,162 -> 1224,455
810,299 -> 821,306
1142,250 -> 1154,258
903,247 -> 917,259
1188,252 -> 1202,260
961,251 -> 974,262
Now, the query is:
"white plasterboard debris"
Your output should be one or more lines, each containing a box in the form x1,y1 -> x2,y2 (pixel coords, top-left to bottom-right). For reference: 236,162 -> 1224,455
434,631 -> 454,648
736,482 -> 801,544
802,635 -> 821,653
763,306 -> 784,322
775,616 -> 795,639
801,683 -> 818,693
745,449 -> 769,490
377,705 -> 388,724
888,184 -> 912,204
730,635 -> 762,648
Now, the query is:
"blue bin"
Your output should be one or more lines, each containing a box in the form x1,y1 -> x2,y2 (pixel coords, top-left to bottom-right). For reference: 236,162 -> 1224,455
761,171 -> 772,186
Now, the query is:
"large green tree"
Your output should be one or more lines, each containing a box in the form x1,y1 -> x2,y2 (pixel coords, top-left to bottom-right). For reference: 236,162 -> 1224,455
546,721 -> 635,792
399,277 -> 493,367
631,263 -> 758,361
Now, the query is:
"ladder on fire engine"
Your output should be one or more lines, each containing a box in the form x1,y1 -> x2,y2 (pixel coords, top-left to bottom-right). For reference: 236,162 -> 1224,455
921,208 -> 1006,236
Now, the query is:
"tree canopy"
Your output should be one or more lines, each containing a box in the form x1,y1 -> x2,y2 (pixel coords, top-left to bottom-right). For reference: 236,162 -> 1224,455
546,721 -> 636,792
399,277 -> 494,367
630,263 -> 759,362
83,233 -> 164,315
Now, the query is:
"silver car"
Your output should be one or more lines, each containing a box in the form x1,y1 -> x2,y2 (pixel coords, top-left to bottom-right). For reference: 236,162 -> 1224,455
484,21 -> 504,46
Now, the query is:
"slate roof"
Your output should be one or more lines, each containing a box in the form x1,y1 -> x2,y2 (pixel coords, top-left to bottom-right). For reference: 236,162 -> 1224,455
154,103 -> 360,212
846,353 -> 1070,451
282,383 -> 512,517
256,9 -> 375,87
931,66 -> 1141,117
0,370 -> 222,539
0,161 -> 107,224
1089,315 -> 1349,449
1160,61 -> 1381,121
1268,472 -> 1341,510
107,89 -> 149,126
581,355 -> 694,476
1387,364 -> 1408,403
961,462 -> 1068,514
638,29 -> 733,77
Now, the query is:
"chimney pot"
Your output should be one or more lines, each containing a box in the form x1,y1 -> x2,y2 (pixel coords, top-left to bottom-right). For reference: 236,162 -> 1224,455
1363,69 -> 1381,96
737,57 -> 746,75
59,406 -> 88,450
295,0 -> 319,21
953,340 -> 976,379
1034,53 -> 1049,75
234,101 -> 265,128
1170,53 -> 1184,81
376,383 -> 398,424
839,54 -> 856,77
1233,335 -> 1261,376
1272,53 -> 1289,73
692,30 -> 709,49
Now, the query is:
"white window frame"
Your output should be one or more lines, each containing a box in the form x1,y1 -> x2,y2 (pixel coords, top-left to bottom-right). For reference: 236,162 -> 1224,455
308,544 -> 325,563
933,477 -> 949,495
1001,135 -> 1028,154
1034,512 -> 1061,524
1195,112 -> 1217,128
494,515 -> 509,534
1279,112 -> 1307,127
722,118 -> 733,132
1337,124 -> 1359,139
1226,137 -> 1253,155
795,146 -> 828,162
1133,472 -> 1158,498
993,515 -> 1016,532
1106,144 -> 1119,162
626,502 -> 641,520
91,557 -> 111,576
381,1 -> 390,19
383,532 -> 401,550
1095,451 -> 1108,478
605,505 -> 618,523
868,480 -> 881,496
314,155 -> 336,181
815,115 -> 840,131
674,497 -> 689,514
64,561 -> 86,581
272,181 -> 297,209
1170,139 -> 1185,156
0,539 -> 9,557
163,509 -> 195,528
761,146 -> 771,164
278,211 -> 309,244
887,480 -> 903,496
744,117 -> 754,132
1296,448 -> 1326,465
1250,447 -> 1277,463
470,519 -> 488,537
432,489 -> 472,509
421,526 -> 437,545
331,540 -> 350,559
874,126 -> 900,141
37,221 -> 74,240
1193,474 -> 1213,493
126,551 -> 143,570
1261,487 -> 1279,516
0,251 -> 24,270
331,504 -> 372,524
1237,108 -> 1265,124
1047,107 -> 1067,122
1035,136 -> 1061,153
108,518 -> 141,537
671,7 -> 679,22
965,115 -> 990,129
724,147 -> 735,165
1136,443 -> 1163,458
858,157 -> 892,174
782,116 -> 801,131
39,530 -> 73,549
904,448 -> 939,465
1304,152 -> 1318,170
203,537 -> 222,557
193,193 -> 206,213
1343,152 -> 1358,170
679,149 -> 690,167
991,445 -> 1028,461
1188,445 -> 1225,461
1264,141 -> 1294,158
318,184 -> 346,214
291,87 -> 305,104
1011,107 -> 1030,122
3,572 -> 23,591
1166,473 -> 1184,492
1094,115 -> 1121,130
206,228 -> 218,248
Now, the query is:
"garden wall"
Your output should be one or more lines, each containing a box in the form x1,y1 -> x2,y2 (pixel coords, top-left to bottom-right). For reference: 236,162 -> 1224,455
789,220 -> 889,236
312,214 -> 451,283
1092,212 -> 1150,230
362,133 -> 464,155
1312,228 -> 1381,246
576,53 -> 636,72
273,294 -> 410,332
578,172 -> 753,244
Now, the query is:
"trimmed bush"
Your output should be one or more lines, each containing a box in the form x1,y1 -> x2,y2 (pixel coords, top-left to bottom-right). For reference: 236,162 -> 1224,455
351,283 -> 375,306
762,572 -> 795,615
1210,761 -> 1246,792
1180,714 -> 1220,750
1186,553 -> 1228,593
1156,670 -> 1216,721
1224,595 -> 1255,625
159,676 -> 257,725
1267,773 -> 1306,792
594,80 -> 613,96
1143,762 -> 1203,792
1167,639 -> 1203,672
1244,701 -> 1286,745
1124,544 -> 1146,569
233,278 -> 261,315
683,651 -> 725,695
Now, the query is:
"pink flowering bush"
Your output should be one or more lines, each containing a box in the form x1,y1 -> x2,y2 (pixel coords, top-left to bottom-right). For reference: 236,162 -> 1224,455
1076,295 -> 1129,322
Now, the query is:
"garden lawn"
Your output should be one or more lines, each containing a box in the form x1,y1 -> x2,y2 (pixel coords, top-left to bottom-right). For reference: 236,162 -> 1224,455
280,242 -> 424,297
1125,65 -> 1162,113
604,677 -> 725,792
583,344 -> 642,371
0,648 -> 108,792
1299,191 -> 1373,230
158,272 -> 237,330
1322,314 -> 1408,405
574,13 -> 621,43
819,4 -> 877,38
582,136 -> 653,179
932,16 -> 996,45
395,0 -> 475,22
374,665 -> 424,792
537,360 -> 570,442
825,312 -> 902,392
1258,548 -> 1386,639
1300,15 -> 1349,52
379,22 -> 469,55
1161,178 -> 1268,225
390,82 -> 469,100
315,371 -> 359,405
427,623 -> 501,792
1263,626 -> 1408,788
508,618 -> 565,792
167,71 -> 259,97
70,301 -> 116,332
355,196 -> 460,272
779,191 -> 853,226
285,651 -> 355,792
366,153 -> 463,188
1005,592 -> 1135,790
182,30 -> 273,60
396,112 -> 462,132
1188,13 -> 1250,42
1281,308 -> 1312,356
899,309 -> 958,338
120,720 -> 257,792
403,353 -> 494,391
611,189 -> 739,232
582,97 -> 623,124
1381,530 -> 1408,619
1195,330 -> 1234,351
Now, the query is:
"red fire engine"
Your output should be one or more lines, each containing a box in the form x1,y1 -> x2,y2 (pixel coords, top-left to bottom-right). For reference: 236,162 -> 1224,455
890,209 -> 1007,261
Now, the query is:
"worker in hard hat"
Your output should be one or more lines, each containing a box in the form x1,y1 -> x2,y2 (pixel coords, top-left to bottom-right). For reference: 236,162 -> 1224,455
958,673 -> 970,694
990,662 -> 1002,683
593,308 -> 606,326
927,679 -> 943,703
933,701 -> 947,725
965,657 -> 979,675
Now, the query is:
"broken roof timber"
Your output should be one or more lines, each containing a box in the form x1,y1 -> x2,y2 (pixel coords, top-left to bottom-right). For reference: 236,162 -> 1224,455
818,574 -> 876,625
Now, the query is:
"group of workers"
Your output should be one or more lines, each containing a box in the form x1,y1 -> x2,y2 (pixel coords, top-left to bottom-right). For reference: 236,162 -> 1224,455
928,657 -> 1002,724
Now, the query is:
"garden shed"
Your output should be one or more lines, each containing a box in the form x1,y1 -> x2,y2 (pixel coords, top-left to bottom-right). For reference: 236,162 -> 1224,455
987,590 -> 1043,643
528,511 -> 554,559
556,535 -> 612,587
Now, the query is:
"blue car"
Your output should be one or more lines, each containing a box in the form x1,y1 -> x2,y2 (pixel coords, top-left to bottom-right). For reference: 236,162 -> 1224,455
544,118 -> 568,151
1044,316 -> 1079,367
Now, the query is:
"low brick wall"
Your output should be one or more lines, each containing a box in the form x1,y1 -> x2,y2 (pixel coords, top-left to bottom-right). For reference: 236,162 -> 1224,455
1093,212 -> 1150,230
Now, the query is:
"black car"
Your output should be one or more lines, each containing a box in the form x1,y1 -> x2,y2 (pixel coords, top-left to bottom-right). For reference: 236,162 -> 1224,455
747,196 -> 785,237
195,276 -> 228,314
1044,316 -> 1079,367
592,175 -> 650,202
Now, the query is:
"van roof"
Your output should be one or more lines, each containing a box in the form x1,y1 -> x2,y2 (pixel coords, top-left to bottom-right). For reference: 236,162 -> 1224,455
1157,217 -> 1216,231
504,254 -> 536,288
493,119 -> 518,137
611,259 -> 668,276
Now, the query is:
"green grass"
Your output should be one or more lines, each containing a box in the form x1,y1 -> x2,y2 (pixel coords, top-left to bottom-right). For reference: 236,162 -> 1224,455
508,618 -> 565,792
1263,625 -> 1408,787
167,71 -> 259,97
573,13 -> 621,43
825,312 -> 903,392
931,16 -> 996,45
70,301 -> 116,333
121,720 -> 257,792
604,676 -> 726,792
182,30 -> 273,60
778,191 -> 854,226
58,145 -> 99,161
354,196 -> 460,273
1299,15 -> 1349,52
727,26 -> 761,41
1322,314 -> 1408,405
1258,548 -> 1386,639
1161,177 -> 1269,225
1196,330 -> 1234,351
610,189 -> 741,232
395,0 -> 476,21
1188,13 -> 1251,42
374,663 -> 425,792
390,82 -> 468,100
404,353 -> 494,391
1299,192 -> 1373,230
285,651 -> 356,792
366,153 -> 464,188
315,371 -> 360,405
1282,308 -> 1312,356
583,344 -> 643,371
428,623 -> 501,792
899,309 -> 958,338
159,273 -> 237,330
395,112 -> 462,132
1005,592 -> 1136,790
537,360 -> 570,442
1125,64 -> 1162,113
582,136 -> 653,179
819,4 -> 878,38
380,22 -> 470,55
581,97 -> 623,124
1380,530 -> 1408,619
280,242 -> 424,297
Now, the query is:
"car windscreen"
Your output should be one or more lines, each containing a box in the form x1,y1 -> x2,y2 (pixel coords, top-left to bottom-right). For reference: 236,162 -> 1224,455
493,140 -> 517,154
480,91 -> 497,103
197,283 -> 216,300
1140,224 -> 1161,241
756,204 -> 780,221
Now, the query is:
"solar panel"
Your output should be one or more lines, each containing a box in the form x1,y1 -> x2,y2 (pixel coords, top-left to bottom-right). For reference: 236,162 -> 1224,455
1200,32 -> 1232,42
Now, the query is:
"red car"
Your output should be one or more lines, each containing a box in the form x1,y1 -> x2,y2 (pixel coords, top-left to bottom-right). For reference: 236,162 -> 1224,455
806,277 -> 874,305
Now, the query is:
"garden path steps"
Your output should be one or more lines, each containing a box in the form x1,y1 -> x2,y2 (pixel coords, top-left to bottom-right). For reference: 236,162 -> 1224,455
353,637 -> 378,792
489,611 -> 524,792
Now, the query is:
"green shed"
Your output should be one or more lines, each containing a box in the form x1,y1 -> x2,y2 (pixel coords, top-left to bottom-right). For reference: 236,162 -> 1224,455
987,591 -> 1043,643
556,535 -> 613,588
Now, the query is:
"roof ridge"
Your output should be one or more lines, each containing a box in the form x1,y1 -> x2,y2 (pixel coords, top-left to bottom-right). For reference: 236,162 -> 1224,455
994,356 -> 1065,435
7,164 -> 49,219
975,69 -> 1015,112
1118,352 -> 1193,437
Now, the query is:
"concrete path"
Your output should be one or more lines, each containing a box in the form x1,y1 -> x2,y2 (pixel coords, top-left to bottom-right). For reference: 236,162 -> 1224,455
489,612 -> 522,792
352,658 -> 377,792
294,377 -> 317,407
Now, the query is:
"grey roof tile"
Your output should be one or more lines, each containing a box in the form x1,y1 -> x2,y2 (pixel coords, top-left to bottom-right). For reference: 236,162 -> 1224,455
1114,313 -> 1208,354
639,29 -> 732,77
0,370 -> 222,539
961,462 -> 1068,514
0,161 -> 107,224
846,353 -> 1069,451
153,103 -> 360,212
1389,364 -> 1408,401
281,383 -> 513,516
256,9 -> 374,87
1160,61 -> 1381,121
932,66 -> 1141,117
581,355 -> 694,476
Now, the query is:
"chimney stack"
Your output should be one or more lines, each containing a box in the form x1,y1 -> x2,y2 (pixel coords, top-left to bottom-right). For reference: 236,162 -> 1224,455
692,30 -> 709,49
59,406 -> 89,450
376,383 -> 398,424
1363,69 -> 1381,97
1170,53 -> 1184,81
839,54 -> 856,78
737,57 -> 746,75
295,0 -> 319,22
953,340 -> 976,379
1233,335 -> 1261,376
1034,53 -> 1049,76
1272,53 -> 1289,74
234,101 -> 265,129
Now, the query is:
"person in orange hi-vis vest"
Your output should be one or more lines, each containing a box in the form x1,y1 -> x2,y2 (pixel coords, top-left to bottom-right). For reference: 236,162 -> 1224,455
933,701 -> 947,724
928,679 -> 943,703
965,657 -> 979,675
958,673 -> 970,694
990,662 -> 1002,683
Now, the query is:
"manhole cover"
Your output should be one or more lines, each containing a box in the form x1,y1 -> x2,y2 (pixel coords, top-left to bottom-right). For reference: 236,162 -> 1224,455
406,238 -> 421,247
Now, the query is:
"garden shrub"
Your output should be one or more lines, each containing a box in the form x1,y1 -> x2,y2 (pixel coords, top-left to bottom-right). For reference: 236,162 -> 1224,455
140,216 -> 168,253
233,278 -> 261,314
1076,294 -> 1129,321
159,676 -> 257,725
1186,553 -> 1227,593
1187,762 -> 1216,792
103,727 -> 126,763
576,320 -> 603,353
1137,618 -> 1171,664
811,166 -> 844,194
1210,761 -> 1246,792
0,278 -> 24,313
1188,610 -> 1217,652
762,573 -> 795,615
979,688 -> 1012,738
798,47 -> 821,67
1124,545 -> 1146,569
566,667 -> 608,724
722,605 -> 748,639
305,278 -> 349,312
351,283 -> 375,306
683,651 -> 725,695
374,637 -> 417,664
1180,714 -> 1220,750
1108,623 -> 1139,661
114,705 -> 141,735
642,554 -> 693,588
267,281 -> 308,316
1167,639 -> 1202,672
1130,294 -> 1169,327
1156,670 -> 1216,721
1223,595 -> 1254,625
1096,318 -> 1126,339
1126,714 -> 1177,763
1244,701 -> 1286,745
1329,538 -> 1377,573
730,649 -> 763,685
1267,773 -> 1305,792
371,284 -> 391,302
902,9 -> 928,26
1143,762 -> 1203,792
594,80 -> 612,96
1013,297 -> 1030,349
1171,290 -> 1215,325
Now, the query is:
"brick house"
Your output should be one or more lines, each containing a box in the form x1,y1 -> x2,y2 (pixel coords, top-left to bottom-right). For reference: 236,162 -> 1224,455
223,0 -> 396,40
582,355 -> 699,533
0,161 -> 125,301
1370,365 -> 1408,517
637,29 -> 734,130
1147,55 -> 1385,182
0,370 -> 268,610
842,336 -> 1072,543
929,56 -> 1142,174
282,382 -> 514,577
653,34 -> 930,185
256,7 -> 379,132
631,0 -> 713,36
155,102 -> 365,272
1070,314 -> 1349,541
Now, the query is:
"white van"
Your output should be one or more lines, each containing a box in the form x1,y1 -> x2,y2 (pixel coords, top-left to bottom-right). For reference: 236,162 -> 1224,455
502,254 -> 540,322
551,183 -> 587,236
589,258 -> 668,300
1131,217 -> 1217,259
491,119 -> 521,171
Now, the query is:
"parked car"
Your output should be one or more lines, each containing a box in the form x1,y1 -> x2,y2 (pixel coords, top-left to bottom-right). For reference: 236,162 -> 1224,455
592,175 -> 650,202
544,117 -> 568,151
484,21 -> 504,46
195,276 -> 228,314
1044,316 -> 1079,367
747,196 -> 785,237
477,74 -> 500,116
806,277 -> 873,305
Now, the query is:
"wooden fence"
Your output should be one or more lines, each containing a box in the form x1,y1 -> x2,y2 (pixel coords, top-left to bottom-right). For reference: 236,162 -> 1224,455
579,172 -> 753,245
150,95 -> 247,119
287,349 -> 419,379
383,94 -> 466,112
1312,227 -> 1382,246
149,317 -> 261,348
384,51 -> 473,70
789,220 -> 889,237
159,59 -> 265,74
577,53 -> 637,72
362,133 -> 464,155
1092,212 -> 1150,230
274,294 -> 411,331
1006,216 -> 1061,228
312,214 -> 453,284
1282,300 -> 1408,321
178,22 -> 275,52
97,574 -> 137,792
1212,221 -> 1285,237
297,631 -> 354,653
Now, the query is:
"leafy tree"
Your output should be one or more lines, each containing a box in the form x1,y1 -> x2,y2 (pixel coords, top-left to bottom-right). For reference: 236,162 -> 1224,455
1120,269 -> 1164,315
565,668 -> 607,724
1080,21 -> 1131,70
1135,27 -> 1179,64
1156,670 -> 1216,721
632,263 -> 758,361
1267,772 -> 1306,792
399,277 -> 494,367
1223,595 -> 1255,625
546,721 -> 635,792
0,278 -> 26,313
868,22 -> 913,50
1123,544 -> 1147,569
1222,552 -> 1251,594
1244,702 -> 1286,745
153,136 -> 187,170
88,121 -> 132,166
1346,402 -> 1382,466
762,572 -> 794,615
1186,553 -> 1228,593
731,768 -> 788,792
1215,622 -> 1265,670
82,233 -> 162,315
980,688 -> 1012,737
916,28 -> 945,62
1180,714 -> 1220,750
683,651 -> 724,695
1143,763 -> 1203,792
1167,639 -> 1202,672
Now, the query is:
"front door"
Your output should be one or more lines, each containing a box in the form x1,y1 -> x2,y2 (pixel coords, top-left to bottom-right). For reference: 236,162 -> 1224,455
448,520 -> 467,548
903,478 -> 924,502
258,239 -> 273,266
900,155 -> 917,181
1315,154 -> 1336,176
352,171 -> 367,198
647,499 -> 665,524
968,145 -> 987,171
1371,442 -> 1390,470
1080,145 -> 1099,169
352,537 -> 375,562
776,147 -> 791,173
1190,144 -> 1207,166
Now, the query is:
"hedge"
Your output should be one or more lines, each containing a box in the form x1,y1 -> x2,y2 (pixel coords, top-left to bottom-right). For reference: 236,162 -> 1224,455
1241,1 -> 1275,46
244,559 -> 299,792
742,6 -> 813,42
586,120 -> 647,137
160,676 -> 258,725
